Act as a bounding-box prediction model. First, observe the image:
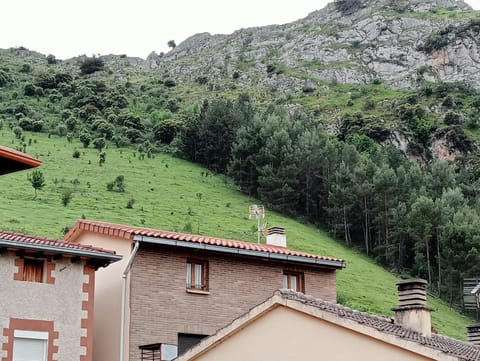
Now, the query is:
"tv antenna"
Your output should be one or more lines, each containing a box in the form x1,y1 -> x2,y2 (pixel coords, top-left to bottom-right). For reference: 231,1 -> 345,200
248,205 -> 266,244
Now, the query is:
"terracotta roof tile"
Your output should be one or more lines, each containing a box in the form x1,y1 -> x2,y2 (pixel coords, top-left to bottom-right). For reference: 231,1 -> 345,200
64,219 -> 344,266
279,290 -> 480,361
0,230 -> 118,259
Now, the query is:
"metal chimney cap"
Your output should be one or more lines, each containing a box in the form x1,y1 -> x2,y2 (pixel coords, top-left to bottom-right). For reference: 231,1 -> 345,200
267,226 -> 285,235
396,278 -> 428,287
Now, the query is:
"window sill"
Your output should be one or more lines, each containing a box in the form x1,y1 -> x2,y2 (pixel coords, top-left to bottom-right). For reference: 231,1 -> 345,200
186,288 -> 210,295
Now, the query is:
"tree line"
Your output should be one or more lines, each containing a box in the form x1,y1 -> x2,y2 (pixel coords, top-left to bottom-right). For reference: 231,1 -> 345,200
181,95 -> 480,307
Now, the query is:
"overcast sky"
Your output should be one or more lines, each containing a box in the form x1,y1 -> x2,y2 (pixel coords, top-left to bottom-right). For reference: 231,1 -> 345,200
2,0 -> 479,60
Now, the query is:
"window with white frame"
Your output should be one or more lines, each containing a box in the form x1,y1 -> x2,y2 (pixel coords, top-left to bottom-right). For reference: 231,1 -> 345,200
282,271 -> 305,293
13,330 -> 48,361
186,259 -> 208,291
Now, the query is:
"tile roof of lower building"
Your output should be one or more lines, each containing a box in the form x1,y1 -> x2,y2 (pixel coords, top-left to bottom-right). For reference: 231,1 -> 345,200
64,219 -> 345,268
279,289 -> 480,361
0,230 -> 121,262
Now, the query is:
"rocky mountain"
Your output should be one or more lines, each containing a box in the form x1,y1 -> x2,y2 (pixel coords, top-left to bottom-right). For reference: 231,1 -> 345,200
144,0 -> 480,92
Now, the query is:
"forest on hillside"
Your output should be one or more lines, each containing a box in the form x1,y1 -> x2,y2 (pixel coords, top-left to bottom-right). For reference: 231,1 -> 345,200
2,50 -> 480,308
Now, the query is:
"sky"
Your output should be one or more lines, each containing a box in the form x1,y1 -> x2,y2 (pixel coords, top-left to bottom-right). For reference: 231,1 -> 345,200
2,0 -> 479,60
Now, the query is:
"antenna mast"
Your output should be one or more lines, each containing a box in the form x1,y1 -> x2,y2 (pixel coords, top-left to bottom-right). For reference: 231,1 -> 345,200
248,205 -> 265,244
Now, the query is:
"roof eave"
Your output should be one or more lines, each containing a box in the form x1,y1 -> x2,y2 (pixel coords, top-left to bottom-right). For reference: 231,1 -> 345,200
134,235 -> 345,269
0,239 -> 122,263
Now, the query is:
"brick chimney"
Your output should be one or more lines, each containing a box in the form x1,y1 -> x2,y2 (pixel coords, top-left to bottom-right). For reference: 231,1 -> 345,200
265,227 -> 286,248
392,278 -> 432,337
467,323 -> 480,345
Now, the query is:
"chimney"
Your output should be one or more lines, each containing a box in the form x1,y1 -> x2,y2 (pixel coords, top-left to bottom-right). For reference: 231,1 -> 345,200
266,227 -> 286,248
392,278 -> 432,337
467,323 -> 480,346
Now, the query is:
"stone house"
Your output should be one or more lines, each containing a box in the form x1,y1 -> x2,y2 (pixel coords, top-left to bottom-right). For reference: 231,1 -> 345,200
0,230 -> 121,361
64,219 -> 345,361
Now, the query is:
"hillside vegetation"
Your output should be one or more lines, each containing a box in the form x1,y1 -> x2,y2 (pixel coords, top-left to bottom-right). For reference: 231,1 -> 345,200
0,130 -> 472,340
1,0 -> 480,339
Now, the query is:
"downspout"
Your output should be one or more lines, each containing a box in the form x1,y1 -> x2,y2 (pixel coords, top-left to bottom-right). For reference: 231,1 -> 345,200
120,241 -> 140,361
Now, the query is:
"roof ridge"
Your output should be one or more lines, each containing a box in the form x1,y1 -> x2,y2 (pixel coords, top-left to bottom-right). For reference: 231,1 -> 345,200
66,219 -> 344,265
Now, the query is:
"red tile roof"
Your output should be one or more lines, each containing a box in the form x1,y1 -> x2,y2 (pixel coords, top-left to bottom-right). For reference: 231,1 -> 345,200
64,219 -> 344,267
0,145 -> 41,175
280,290 -> 480,361
0,230 -> 120,261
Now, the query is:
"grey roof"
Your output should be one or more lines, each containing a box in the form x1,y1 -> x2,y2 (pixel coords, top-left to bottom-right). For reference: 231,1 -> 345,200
280,289 -> 480,361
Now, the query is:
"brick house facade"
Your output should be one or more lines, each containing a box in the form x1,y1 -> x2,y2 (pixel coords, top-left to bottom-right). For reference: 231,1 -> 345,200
64,219 -> 345,361
0,230 -> 120,361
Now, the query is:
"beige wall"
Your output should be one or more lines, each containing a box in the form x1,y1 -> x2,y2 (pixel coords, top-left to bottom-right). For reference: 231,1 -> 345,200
0,252 -> 89,361
129,244 -> 337,361
189,306 -> 436,361
75,232 -> 133,361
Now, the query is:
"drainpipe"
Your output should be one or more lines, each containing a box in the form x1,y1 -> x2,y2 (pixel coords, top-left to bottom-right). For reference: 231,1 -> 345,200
120,241 -> 140,361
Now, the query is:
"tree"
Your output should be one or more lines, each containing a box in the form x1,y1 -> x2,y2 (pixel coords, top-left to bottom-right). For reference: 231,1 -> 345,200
79,132 -> 92,148
27,169 -> 45,199
61,189 -> 74,207
167,40 -> 176,49
79,56 -> 104,75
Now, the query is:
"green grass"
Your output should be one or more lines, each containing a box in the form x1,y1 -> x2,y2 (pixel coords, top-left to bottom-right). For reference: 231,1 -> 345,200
0,130 -> 473,339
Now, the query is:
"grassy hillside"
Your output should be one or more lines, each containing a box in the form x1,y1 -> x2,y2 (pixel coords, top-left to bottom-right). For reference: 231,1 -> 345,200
0,130 -> 472,340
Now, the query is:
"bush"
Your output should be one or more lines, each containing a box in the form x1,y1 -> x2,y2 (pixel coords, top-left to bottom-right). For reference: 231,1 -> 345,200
46,54 -> 57,64
164,79 -> 176,88
24,83 -> 37,96
79,57 -> 104,75
61,189 -> 74,207
72,149 -> 81,158
93,137 -> 106,151
56,123 -> 68,136
79,132 -> 92,148
126,198 -> 135,209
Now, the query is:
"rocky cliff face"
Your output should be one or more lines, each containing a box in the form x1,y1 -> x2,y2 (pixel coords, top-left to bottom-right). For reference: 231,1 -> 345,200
148,0 -> 480,91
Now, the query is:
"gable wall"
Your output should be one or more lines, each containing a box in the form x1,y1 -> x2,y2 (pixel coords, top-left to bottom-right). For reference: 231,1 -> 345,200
189,306 -> 437,361
0,251 -> 92,361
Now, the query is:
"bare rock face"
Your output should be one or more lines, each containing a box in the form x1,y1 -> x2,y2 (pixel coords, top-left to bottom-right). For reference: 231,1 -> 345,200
150,0 -> 480,91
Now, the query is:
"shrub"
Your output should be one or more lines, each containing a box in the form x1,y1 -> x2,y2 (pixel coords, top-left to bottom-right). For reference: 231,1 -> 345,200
56,123 -> 68,136
164,79 -> 176,88
0,70 -> 11,87
444,111 -> 462,125
126,198 -> 135,209
79,57 -> 104,75
46,54 -> 57,64
24,83 -> 37,96
72,149 -> 81,158
93,137 -> 106,151
61,189 -> 74,207
79,132 -> 92,148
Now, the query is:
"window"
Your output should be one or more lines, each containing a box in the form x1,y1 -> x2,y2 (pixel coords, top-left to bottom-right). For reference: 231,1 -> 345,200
283,271 -> 304,293
13,330 -> 48,361
186,259 -> 208,291
22,259 -> 44,283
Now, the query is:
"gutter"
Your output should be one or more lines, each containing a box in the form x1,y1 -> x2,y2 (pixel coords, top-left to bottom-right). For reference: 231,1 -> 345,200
120,241 -> 140,361
133,235 -> 345,269
0,239 -> 121,262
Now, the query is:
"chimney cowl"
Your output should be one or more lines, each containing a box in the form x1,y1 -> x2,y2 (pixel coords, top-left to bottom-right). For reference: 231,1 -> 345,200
265,226 -> 286,248
467,323 -> 480,346
393,278 -> 432,337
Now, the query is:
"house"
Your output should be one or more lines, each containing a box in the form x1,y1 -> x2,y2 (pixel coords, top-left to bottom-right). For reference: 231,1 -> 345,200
0,145 -> 41,175
0,230 -> 121,361
64,219 -> 345,361
176,279 -> 480,361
